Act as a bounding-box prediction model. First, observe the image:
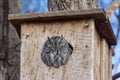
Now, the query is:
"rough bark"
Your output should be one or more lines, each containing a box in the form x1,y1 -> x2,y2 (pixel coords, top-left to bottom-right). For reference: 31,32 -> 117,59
48,0 -> 98,11
0,0 -> 21,80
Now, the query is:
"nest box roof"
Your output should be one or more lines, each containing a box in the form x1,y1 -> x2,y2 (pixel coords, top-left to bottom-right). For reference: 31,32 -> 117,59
8,8 -> 117,45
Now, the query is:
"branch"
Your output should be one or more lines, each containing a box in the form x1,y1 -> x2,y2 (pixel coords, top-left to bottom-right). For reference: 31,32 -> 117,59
112,72 -> 120,80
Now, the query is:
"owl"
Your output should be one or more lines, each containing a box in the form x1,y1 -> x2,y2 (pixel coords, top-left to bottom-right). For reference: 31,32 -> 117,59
41,35 -> 73,68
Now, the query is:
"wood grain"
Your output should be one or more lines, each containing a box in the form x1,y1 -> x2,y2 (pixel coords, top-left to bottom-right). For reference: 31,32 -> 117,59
100,39 -> 106,80
9,8 -> 105,37
100,39 -> 112,80
93,25 -> 101,80
96,20 -> 117,45
9,8 -> 116,45
9,8 -> 106,24
21,19 -> 96,80
109,47 -> 112,80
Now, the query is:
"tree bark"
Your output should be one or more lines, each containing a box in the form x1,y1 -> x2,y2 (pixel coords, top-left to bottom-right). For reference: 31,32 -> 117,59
48,0 -> 98,11
0,0 -> 21,80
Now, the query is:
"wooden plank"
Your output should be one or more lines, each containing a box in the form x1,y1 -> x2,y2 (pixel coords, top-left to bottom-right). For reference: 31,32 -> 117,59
8,8 -> 116,46
96,20 -> 117,45
20,19 -> 95,80
100,39 -> 112,80
109,47 -> 112,80
8,8 -> 106,37
92,22 -> 101,80
100,39 -> 106,80
9,8 -> 105,22
105,42 -> 109,80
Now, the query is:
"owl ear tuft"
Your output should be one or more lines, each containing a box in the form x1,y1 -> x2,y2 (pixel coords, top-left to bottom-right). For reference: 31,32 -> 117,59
48,36 -> 51,42
48,36 -> 53,43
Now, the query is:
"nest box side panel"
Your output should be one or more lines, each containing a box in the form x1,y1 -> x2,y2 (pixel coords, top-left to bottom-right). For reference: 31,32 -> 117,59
100,39 -> 112,80
92,27 -> 112,80
109,48 -> 112,80
20,19 -> 96,80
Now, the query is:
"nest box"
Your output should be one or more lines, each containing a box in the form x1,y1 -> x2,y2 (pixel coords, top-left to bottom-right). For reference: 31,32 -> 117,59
9,8 -> 116,80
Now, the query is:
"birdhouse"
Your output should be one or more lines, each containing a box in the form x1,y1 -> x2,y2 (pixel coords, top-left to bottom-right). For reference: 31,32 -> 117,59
9,8 -> 116,80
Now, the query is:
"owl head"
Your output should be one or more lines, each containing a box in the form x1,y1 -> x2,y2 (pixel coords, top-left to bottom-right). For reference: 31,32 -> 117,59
46,35 -> 67,51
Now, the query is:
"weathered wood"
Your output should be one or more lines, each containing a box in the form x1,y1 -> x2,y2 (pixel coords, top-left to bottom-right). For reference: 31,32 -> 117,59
100,39 -> 112,80
9,8 -> 106,37
105,42 -> 109,80
96,20 -> 117,45
20,19 -> 98,80
7,0 -> 115,80
8,8 -> 116,80
109,47 -> 112,80
9,8 -> 116,46
100,39 -> 106,80
93,24 -> 101,80
9,8 -> 106,23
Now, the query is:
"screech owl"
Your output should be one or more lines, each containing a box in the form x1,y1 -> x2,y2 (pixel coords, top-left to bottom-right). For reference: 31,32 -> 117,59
41,35 -> 73,68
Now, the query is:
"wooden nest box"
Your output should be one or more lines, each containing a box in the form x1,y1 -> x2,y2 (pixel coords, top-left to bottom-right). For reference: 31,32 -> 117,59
9,8 -> 116,80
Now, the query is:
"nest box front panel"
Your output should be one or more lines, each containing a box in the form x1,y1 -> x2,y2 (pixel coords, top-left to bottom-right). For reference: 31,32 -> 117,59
21,19 -> 96,80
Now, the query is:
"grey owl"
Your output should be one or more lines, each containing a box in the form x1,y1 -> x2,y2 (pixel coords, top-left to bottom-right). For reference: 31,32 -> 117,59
41,35 -> 73,68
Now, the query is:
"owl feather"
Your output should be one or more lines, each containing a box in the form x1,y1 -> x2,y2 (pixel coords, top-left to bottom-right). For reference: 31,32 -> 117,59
41,35 -> 73,68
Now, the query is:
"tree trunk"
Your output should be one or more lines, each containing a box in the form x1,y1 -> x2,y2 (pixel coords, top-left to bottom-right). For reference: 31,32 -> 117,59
0,0 -> 21,80
48,0 -> 98,11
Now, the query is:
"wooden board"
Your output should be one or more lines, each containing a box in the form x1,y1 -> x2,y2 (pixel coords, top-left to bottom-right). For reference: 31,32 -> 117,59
96,20 -> 117,45
100,39 -> 106,80
20,19 -> 96,80
109,47 -> 113,80
8,8 -> 116,45
92,26 -> 101,80
100,39 -> 112,80
9,8 -> 105,37
9,8 -> 106,22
